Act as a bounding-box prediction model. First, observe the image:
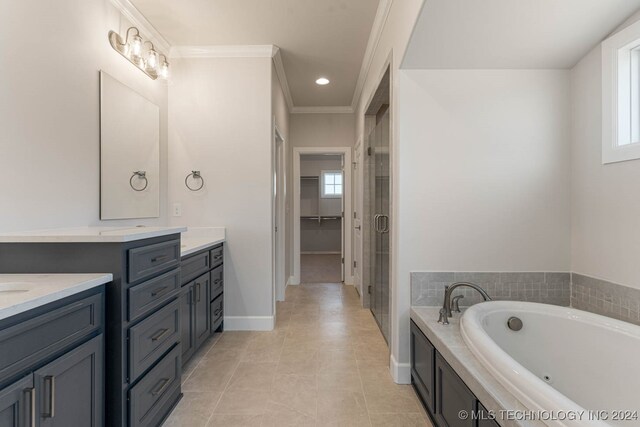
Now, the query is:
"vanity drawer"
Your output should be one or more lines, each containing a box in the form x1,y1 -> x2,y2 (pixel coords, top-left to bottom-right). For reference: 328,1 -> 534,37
0,294 -> 102,380
128,270 -> 181,322
209,265 -> 223,301
181,251 -> 210,284
210,295 -> 223,332
210,245 -> 223,267
129,345 -> 181,427
128,299 -> 180,382
128,240 -> 180,284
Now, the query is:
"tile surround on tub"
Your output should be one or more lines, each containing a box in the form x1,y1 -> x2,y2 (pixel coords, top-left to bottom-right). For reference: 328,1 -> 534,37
571,273 -> 640,326
410,271 -> 640,326
410,272 -> 571,307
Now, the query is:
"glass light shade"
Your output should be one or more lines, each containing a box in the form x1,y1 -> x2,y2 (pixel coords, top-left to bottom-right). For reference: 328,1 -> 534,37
147,50 -> 158,70
159,62 -> 169,79
130,35 -> 142,58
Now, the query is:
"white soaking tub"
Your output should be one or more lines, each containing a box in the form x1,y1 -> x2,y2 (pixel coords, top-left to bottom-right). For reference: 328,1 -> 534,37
460,301 -> 640,427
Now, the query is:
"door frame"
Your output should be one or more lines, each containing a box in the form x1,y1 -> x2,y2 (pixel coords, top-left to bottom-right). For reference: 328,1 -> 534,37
352,137 -> 364,298
292,147 -> 353,286
272,124 -> 286,305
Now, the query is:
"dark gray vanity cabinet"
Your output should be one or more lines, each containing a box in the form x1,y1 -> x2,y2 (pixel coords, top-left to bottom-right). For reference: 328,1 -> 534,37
410,320 -> 435,413
435,352 -> 476,427
410,320 -> 501,427
180,243 -> 224,366
0,287 -> 105,427
0,234 -> 183,427
0,375 -> 33,427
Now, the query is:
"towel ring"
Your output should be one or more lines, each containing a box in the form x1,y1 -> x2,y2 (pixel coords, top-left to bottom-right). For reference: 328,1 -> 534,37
130,171 -> 148,191
185,170 -> 204,191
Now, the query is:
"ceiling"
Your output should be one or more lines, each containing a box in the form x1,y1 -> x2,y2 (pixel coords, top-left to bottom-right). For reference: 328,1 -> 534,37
130,0 -> 380,108
402,0 -> 640,69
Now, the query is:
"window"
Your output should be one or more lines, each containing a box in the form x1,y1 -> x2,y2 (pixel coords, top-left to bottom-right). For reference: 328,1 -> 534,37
602,20 -> 640,163
321,170 -> 343,198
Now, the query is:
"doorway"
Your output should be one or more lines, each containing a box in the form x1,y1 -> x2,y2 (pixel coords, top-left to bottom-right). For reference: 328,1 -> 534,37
299,154 -> 344,283
273,126 -> 286,304
292,147 -> 353,287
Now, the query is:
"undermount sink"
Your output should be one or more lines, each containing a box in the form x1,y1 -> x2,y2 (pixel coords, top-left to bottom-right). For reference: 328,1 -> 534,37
0,282 -> 36,293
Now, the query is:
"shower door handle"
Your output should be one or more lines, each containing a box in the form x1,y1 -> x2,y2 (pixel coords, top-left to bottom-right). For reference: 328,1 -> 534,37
373,214 -> 381,232
380,215 -> 389,233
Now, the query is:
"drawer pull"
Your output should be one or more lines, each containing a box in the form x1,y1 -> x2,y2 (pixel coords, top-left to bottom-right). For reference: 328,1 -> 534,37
213,254 -> 223,261
150,286 -> 168,297
151,378 -> 170,396
25,388 -> 35,427
151,328 -> 170,342
213,308 -> 222,316
213,279 -> 222,285
151,254 -> 168,263
44,376 -> 55,418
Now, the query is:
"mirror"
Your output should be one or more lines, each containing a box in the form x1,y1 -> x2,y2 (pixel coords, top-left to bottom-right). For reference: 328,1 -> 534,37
100,71 -> 160,219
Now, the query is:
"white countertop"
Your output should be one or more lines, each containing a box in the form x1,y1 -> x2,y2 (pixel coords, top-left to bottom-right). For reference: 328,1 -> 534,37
181,227 -> 226,257
0,274 -> 112,321
411,307 -> 542,427
0,226 -> 187,243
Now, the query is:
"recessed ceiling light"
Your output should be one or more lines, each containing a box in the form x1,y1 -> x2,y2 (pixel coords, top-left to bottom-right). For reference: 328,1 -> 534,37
316,77 -> 330,85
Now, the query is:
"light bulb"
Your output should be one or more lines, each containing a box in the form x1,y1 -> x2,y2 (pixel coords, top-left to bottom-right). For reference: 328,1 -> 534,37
159,61 -> 169,79
147,50 -> 158,70
130,34 -> 142,58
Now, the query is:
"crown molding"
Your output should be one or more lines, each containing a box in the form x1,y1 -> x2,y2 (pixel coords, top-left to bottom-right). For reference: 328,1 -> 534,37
109,0 -> 171,54
291,106 -> 354,114
170,45 -> 278,59
272,47 -> 295,112
350,0 -> 393,111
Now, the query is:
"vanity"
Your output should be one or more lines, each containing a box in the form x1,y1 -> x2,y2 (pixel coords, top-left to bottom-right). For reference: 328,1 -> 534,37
0,227 -> 227,427
0,274 -> 110,426
179,228 -> 226,365
0,227 -> 186,427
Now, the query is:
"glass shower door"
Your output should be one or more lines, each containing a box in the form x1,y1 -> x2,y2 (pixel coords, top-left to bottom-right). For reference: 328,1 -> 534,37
369,108 -> 390,343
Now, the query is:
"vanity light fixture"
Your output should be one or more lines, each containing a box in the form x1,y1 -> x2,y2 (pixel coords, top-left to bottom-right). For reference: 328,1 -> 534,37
108,27 -> 169,80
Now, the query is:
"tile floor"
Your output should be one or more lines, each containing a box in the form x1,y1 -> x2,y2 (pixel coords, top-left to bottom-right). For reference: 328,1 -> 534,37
300,254 -> 342,283
163,282 -> 432,426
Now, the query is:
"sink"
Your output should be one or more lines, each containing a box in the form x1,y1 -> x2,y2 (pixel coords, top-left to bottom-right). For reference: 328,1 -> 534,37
0,282 -> 35,293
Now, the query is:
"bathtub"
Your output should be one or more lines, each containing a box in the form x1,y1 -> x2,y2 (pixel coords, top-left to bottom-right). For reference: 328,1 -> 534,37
460,301 -> 640,427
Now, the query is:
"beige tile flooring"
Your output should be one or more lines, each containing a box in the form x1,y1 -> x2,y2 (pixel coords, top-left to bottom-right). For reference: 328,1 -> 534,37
300,254 -> 343,283
163,282 -> 432,427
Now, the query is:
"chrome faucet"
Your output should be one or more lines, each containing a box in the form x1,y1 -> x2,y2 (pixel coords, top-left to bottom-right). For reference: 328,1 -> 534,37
438,282 -> 492,325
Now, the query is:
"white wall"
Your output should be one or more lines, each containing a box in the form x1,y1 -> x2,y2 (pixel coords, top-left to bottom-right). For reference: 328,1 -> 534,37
0,0 -> 168,232
168,57 -> 274,328
353,0 -> 426,383
394,69 -> 571,382
571,17 -> 640,290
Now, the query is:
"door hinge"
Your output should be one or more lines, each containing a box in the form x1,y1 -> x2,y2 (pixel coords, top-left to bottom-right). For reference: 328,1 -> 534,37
367,147 -> 372,156
353,211 -> 357,219
341,257 -> 344,264
353,260 -> 357,268
352,161 -> 357,169
368,285 -> 372,294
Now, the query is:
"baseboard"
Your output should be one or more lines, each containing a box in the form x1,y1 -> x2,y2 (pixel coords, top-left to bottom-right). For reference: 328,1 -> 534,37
223,316 -> 274,331
289,276 -> 300,286
301,251 -> 341,255
390,353 -> 411,384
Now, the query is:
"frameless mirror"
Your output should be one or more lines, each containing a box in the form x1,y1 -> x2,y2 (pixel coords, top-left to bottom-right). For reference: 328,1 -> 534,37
100,71 -> 160,219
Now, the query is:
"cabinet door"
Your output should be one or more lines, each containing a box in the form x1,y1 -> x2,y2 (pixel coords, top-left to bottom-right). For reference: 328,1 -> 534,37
410,321 -> 435,414
193,273 -> 210,349
35,334 -> 103,427
477,403 -> 500,427
0,376 -> 33,427
434,352 -> 475,427
180,285 -> 195,364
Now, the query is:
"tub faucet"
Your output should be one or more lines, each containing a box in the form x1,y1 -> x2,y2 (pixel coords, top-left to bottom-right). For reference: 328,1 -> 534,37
438,282 -> 492,325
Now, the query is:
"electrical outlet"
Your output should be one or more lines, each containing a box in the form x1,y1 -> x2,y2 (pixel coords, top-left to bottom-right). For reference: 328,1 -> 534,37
172,203 -> 182,217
